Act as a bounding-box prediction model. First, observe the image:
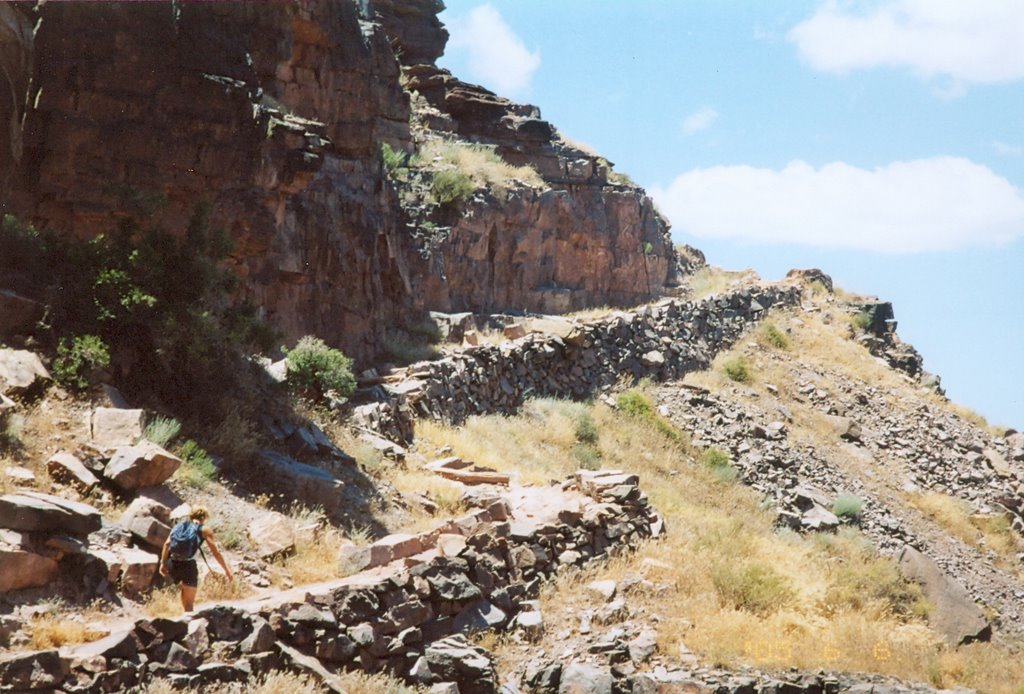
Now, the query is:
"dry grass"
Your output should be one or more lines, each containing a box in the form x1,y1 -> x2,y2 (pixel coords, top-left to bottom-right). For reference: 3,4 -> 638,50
906,492 -> 1024,571
269,525 -> 347,587
686,266 -> 759,299
420,397 -> 1024,692
416,140 -> 544,191
25,612 -> 108,649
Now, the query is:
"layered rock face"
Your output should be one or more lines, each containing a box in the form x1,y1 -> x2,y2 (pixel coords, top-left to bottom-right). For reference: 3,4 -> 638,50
0,0 -> 681,360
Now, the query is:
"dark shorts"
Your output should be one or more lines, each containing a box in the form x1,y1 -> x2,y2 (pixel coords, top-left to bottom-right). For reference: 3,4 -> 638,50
167,559 -> 198,588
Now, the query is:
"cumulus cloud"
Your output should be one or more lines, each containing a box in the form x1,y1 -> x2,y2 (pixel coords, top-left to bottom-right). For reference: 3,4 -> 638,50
788,1 -> 1024,86
650,157 -> 1024,253
445,4 -> 540,98
681,107 -> 718,135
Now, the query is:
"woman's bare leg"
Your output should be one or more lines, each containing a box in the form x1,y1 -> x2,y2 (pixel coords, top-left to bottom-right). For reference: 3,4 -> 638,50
180,584 -> 198,612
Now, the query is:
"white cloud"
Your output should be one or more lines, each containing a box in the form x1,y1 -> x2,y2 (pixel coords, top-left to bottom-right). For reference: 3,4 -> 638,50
788,1 -> 1024,86
650,157 -> 1024,253
681,107 -> 718,135
445,4 -> 540,98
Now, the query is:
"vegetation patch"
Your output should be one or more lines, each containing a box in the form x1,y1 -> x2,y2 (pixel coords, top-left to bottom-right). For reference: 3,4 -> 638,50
831,492 -> 865,522
174,439 -> 218,489
285,336 -> 356,402
711,561 -> 794,616
143,416 -> 181,448
52,334 -> 110,391
758,321 -> 790,350
722,356 -> 752,383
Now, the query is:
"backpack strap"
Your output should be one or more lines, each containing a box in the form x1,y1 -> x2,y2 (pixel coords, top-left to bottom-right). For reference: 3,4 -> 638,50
196,523 -> 213,571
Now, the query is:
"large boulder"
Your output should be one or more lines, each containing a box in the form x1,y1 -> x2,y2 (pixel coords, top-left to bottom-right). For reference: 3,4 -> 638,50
0,349 -> 50,398
0,531 -> 60,591
104,441 -> 181,491
0,491 -> 102,535
559,663 -> 613,694
253,450 -> 345,516
897,545 -> 990,645
247,513 -> 296,559
90,407 -> 145,450
0,649 -> 68,691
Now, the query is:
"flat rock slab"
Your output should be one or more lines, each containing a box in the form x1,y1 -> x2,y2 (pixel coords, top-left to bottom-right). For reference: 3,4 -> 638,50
0,491 -> 102,535
0,545 -> 60,591
897,545 -> 990,645
0,349 -> 50,398
254,450 -> 345,515
47,452 -> 100,492
105,441 -> 181,491
247,513 -> 296,559
90,407 -> 145,450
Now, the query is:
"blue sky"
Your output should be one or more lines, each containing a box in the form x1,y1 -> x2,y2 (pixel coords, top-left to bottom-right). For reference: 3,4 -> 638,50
438,1 -> 1024,429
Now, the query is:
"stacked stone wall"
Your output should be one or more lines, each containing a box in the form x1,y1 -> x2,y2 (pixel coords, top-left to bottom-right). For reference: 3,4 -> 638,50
356,284 -> 802,442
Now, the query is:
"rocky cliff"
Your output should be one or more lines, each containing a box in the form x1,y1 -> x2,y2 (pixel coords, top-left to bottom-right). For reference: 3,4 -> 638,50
0,0 -> 680,361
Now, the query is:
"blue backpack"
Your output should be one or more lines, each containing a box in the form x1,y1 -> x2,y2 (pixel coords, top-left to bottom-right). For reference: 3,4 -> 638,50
168,520 -> 204,560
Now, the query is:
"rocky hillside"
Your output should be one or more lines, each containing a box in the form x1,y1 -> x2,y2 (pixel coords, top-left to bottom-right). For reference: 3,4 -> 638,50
0,0 -> 680,362
2,2 -> 1024,693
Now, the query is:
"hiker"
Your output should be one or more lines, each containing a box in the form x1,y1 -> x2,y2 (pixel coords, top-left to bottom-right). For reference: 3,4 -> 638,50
159,506 -> 233,612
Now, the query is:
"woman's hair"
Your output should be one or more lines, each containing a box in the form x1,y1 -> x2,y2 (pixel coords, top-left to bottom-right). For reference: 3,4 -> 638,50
189,506 -> 209,522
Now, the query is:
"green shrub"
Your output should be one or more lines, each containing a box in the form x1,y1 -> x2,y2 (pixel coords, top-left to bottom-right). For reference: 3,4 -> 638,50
702,447 -> 738,482
722,356 -> 752,383
616,389 -> 653,418
574,411 -> 599,445
711,561 -> 794,616
144,416 -> 181,448
286,336 -> 356,401
380,142 -> 408,179
760,322 -> 790,350
52,335 -> 110,391
430,170 -> 475,206
174,439 -> 217,489
832,493 -> 865,521
851,311 -> 873,332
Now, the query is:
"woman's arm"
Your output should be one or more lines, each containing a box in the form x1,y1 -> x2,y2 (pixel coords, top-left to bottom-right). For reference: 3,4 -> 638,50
202,527 -> 233,581
159,537 -> 171,576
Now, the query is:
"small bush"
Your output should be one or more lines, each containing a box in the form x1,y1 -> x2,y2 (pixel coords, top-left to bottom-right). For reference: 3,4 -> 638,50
380,141 -> 407,179
574,411 -> 599,445
832,493 -> 865,521
759,322 -> 790,350
711,561 -> 794,616
174,439 -> 217,488
430,169 -> 475,206
702,447 -> 737,483
821,544 -> 929,619
616,389 -> 653,418
286,336 -> 356,401
52,334 -> 110,391
143,416 -> 181,448
851,311 -> 873,332
722,356 -> 752,383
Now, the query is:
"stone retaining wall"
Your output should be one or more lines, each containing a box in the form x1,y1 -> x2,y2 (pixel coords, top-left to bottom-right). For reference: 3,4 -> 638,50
355,284 -> 803,443
0,471 -> 660,693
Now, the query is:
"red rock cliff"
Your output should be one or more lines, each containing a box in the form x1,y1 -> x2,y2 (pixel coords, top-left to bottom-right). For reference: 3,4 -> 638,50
1,0 -> 682,361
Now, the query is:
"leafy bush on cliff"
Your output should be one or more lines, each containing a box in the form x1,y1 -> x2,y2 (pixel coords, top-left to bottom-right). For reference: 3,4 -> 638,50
430,170 -> 475,206
722,356 -> 752,382
286,336 -> 356,401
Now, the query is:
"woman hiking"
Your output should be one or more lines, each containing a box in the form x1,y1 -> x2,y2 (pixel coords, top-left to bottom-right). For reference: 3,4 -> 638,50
159,506 -> 233,612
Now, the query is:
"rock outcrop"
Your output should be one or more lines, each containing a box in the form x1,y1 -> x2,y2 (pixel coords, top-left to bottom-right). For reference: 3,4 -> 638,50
0,0 -> 683,362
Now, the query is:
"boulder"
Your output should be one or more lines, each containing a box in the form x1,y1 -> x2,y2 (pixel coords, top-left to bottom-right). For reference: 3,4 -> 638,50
801,505 -> 840,531
0,649 -> 68,691
0,491 -> 102,535
47,452 -> 100,492
641,350 -> 665,367
254,450 -> 345,515
503,323 -> 527,340
559,663 -> 613,694
823,414 -> 862,441
897,545 -> 990,645
586,579 -> 617,601
89,407 -> 145,450
424,634 -> 497,694
247,513 -> 296,559
453,599 -> 506,633
4,465 -> 34,485
0,290 -> 44,337
369,533 -> 422,566
117,548 -> 161,594
120,497 -> 172,549
0,348 -> 49,398
0,537 -> 59,591
104,442 -> 181,491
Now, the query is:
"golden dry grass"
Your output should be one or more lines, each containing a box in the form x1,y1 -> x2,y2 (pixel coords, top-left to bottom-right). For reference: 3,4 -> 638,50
418,397 -> 1024,692
143,668 -> 423,693
25,613 -> 108,650
686,266 -> 759,299
417,140 -> 545,191
905,492 -> 1024,573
